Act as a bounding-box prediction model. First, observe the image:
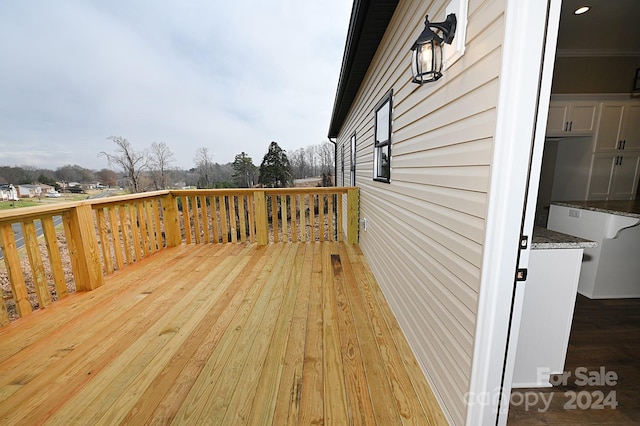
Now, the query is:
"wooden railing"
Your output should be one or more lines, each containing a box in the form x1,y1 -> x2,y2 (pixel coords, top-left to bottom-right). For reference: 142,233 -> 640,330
0,187 -> 358,326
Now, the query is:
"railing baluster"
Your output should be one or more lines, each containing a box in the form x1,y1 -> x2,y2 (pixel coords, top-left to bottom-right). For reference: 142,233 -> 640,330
192,196 -> 202,244
129,203 -> 142,261
183,197 -> 193,244
211,196 -> 220,243
0,290 -> 9,326
328,194 -> 335,242
309,195 -> 315,242
238,195 -> 247,243
319,195 -> 325,242
281,195 -> 288,242
23,220 -> 51,308
42,216 -> 68,297
109,207 -> 124,270
151,198 -> 162,249
300,194 -> 307,242
337,194 -> 344,242
137,202 -> 150,256
119,205 -> 133,265
229,195 -> 238,243
143,200 -> 158,253
96,208 -> 114,274
271,195 -> 279,243
220,196 -> 229,243
200,196 -> 210,243
290,195 -> 298,242
248,194 -> 255,243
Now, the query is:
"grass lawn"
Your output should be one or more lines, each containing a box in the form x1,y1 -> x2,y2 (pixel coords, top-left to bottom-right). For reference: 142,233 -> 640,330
0,200 -> 42,210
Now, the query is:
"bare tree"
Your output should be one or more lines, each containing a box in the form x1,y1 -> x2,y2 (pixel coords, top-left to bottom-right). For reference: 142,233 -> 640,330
149,141 -> 175,190
99,136 -> 148,193
305,145 -> 318,177
194,147 -> 215,188
95,168 -> 119,187
290,148 -> 308,179
318,142 -> 335,174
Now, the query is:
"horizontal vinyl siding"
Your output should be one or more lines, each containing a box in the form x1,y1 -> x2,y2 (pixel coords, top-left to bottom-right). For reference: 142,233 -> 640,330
335,0 -> 506,424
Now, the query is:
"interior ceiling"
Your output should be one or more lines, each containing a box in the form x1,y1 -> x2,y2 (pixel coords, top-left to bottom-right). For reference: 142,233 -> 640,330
556,0 -> 640,53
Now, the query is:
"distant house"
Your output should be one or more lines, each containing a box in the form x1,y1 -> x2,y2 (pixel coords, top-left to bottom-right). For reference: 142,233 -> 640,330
15,183 -> 54,198
16,184 -> 41,198
0,184 -> 19,201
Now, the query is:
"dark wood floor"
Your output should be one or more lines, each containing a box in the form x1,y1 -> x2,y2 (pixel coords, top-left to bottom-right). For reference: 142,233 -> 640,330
508,295 -> 640,424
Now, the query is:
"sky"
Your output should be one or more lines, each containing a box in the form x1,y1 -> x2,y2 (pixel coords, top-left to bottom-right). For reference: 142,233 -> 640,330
0,0 -> 352,171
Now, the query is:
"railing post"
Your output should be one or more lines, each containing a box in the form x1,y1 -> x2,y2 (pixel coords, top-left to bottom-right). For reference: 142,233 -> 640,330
347,188 -> 360,244
254,190 -> 268,245
162,193 -> 181,247
62,204 -> 104,291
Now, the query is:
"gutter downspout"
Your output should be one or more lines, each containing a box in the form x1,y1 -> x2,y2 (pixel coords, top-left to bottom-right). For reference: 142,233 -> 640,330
328,138 -> 337,187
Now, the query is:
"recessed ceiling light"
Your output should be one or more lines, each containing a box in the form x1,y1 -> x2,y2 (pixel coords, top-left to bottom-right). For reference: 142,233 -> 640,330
574,6 -> 590,15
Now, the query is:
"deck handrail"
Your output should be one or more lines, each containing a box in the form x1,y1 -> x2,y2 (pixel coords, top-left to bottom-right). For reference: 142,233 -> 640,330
0,187 -> 359,326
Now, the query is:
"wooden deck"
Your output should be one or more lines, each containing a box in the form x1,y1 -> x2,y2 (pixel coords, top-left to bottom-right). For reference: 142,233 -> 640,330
0,242 -> 446,425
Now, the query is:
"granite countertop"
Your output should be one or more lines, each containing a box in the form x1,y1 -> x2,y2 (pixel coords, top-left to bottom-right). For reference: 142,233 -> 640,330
532,226 -> 597,250
551,200 -> 640,219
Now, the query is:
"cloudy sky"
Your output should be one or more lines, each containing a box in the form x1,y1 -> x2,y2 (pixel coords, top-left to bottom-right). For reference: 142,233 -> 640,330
0,0 -> 352,171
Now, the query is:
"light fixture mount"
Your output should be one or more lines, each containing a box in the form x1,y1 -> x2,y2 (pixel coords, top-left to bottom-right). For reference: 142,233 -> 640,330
410,14 -> 457,84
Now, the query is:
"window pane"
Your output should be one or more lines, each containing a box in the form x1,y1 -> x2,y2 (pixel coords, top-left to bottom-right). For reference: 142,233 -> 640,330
376,144 -> 390,180
375,100 -> 390,146
350,134 -> 356,186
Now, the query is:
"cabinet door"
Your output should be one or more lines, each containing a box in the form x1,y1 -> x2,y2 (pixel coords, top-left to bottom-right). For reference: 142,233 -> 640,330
568,101 -> 598,134
620,104 -> 640,150
610,152 -> 640,200
594,103 -> 624,151
546,103 -> 569,135
588,154 -> 615,200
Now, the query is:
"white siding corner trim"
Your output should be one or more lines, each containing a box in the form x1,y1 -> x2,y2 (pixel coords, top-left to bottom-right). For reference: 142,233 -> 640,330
466,0 -> 559,425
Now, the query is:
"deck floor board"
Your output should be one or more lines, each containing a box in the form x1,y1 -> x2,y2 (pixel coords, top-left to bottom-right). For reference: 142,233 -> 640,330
0,242 -> 446,425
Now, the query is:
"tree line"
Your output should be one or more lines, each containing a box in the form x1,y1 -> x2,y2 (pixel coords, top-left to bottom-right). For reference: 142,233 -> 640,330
0,137 -> 335,193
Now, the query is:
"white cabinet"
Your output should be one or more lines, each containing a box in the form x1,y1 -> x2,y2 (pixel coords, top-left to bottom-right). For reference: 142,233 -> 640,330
588,152 -> 640,200
546,100 -> 598,136
621,103 -> 640,150
594,102 -> 640,152
512,247 -> 585,388
594,103 -> 625,151
587,100 -> 640,200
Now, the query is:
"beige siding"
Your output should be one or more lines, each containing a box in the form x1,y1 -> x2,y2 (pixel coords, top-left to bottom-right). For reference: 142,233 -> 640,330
335,0 -> 506,424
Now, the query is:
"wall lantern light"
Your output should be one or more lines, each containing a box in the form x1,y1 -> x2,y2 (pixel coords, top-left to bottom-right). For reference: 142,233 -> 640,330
410,14 -> 457,84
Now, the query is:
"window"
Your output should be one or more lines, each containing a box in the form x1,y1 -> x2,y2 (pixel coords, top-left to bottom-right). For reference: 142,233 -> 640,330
373,90 -> 392,182
350,133 -> 356,186
341,143 -> 345,186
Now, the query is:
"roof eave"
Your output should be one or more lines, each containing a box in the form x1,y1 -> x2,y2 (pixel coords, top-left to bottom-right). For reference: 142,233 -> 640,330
327,0 -> 399,138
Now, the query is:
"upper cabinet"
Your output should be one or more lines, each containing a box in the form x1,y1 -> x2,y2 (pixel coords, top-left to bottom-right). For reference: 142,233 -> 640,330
546,100 -> 599,136
594,102 -> 640,152
621,104 -> 640,151
586,99 -> 640,201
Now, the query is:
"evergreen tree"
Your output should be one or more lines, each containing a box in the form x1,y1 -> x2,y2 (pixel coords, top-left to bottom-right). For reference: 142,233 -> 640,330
231,152 -> 257,188
258,141 -> 292,188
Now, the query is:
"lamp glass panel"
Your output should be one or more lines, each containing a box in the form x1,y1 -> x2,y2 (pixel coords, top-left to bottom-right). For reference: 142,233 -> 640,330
419,42 -> 435,75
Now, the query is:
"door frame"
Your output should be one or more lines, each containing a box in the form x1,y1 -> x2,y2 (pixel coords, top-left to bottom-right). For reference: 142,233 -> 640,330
465,0 -> 562,424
